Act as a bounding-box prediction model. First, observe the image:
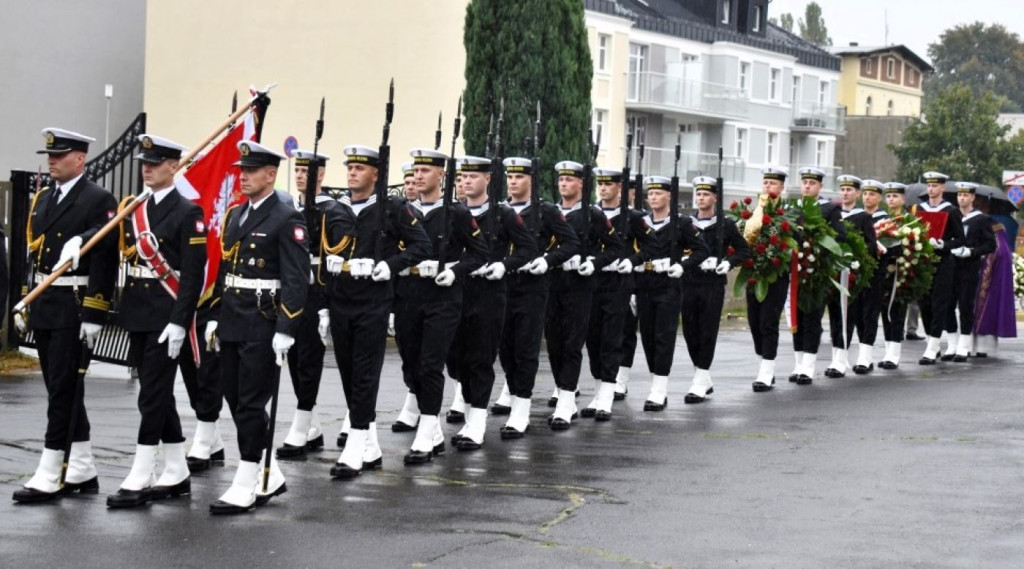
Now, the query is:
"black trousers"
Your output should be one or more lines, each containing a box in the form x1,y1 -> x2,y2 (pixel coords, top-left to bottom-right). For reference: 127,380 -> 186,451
827,294 -> 859,348
179,308 -> 222,422
286,292 -> 326,411
792,303 -> 826,354
586,289 -> 627,383
545,288 -> 593,392
919,256 -> 955,338
746,276 -> 789,360
453,282 -> 507,409
36,327 -> 90,450
637,285 -> 681,376
220,340 -> 277,462
946,261 -> 981,334
129,331 -> 185,446
680,283 -> 725,370
620,296 -> 638,368
395,296 -> 462,417
855,274 -> 885,345
330,298 -> 389,429
499,287 -> 549,398
881,299 -> 908,342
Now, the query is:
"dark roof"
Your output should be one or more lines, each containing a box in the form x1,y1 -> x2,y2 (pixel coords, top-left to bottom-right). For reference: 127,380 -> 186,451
829,44 -> 934,73
585,0 -> 841,71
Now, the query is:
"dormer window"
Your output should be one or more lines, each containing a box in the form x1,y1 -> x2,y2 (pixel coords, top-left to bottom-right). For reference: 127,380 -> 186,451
752,4 -> 762,32
722,0 -> 731,24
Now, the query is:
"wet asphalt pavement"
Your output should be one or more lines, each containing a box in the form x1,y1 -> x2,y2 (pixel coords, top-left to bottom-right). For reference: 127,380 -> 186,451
1,328 -> 1022,569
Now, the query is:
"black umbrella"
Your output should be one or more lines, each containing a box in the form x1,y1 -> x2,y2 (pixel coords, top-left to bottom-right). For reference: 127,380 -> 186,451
905,182 -> 1018,213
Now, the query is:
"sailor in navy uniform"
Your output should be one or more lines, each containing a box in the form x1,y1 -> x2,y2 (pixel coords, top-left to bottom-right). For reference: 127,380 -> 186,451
392,148 -> 488,465
276,150 -> 354,460
944,182 -> 996,361
105,135 -> 206,508
824,175 -> 878,377
206,141 -> 309,514
878,182 -> 910,368
614,179 -> 643,400
13,128 -> 118,504
851,180 -> 889,373
544,160 -> 622,428
582,168 -> 645,417
446,156 -> 537,450
635,176 -> 708,409
322,145 -> 429,479
680,176 -> 750,402
916,172 -> 965,364
495,157 -> 580,439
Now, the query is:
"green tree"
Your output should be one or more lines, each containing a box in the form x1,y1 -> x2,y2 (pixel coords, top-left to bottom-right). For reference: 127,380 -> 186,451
925,23 -> 1024,113
797,2 -> 832,47
778,13 -> 795,33
890,84 -> 1010,185
462,0 -> 593,199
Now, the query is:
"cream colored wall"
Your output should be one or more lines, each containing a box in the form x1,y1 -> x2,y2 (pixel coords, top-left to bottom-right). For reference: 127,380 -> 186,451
145,0 -> 469,189
851,84 -> 922,117
587,24 -> 630,170
836,55 -> 861,111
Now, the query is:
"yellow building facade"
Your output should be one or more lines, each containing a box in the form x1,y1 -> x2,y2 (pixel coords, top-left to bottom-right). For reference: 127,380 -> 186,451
832,45 -> 933,117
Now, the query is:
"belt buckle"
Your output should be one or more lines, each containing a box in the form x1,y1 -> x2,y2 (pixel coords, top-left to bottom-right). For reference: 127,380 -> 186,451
136,231 -> 160,261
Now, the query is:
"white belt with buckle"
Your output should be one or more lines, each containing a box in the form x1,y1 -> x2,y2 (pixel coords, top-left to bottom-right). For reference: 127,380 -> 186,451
34,273 -> 89,287
225,274 -> 281,291
127,265 -> 160,279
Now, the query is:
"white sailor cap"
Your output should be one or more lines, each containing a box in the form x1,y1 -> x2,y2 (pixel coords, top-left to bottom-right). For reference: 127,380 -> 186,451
409,148 -> 447,167
692,176 -> 717,192
503,157 -> 533,175
860,179 -> 885,193
38,127 -> 95,154
343,145 -> 379,167
837,174 -> 863,189
401,162 -> 415,178
762,166 -> 789,181
554,160 -> 584,178
234,140 -> 286,167
923,171 -> 949,184
955,181 -> 978,194
135,134 -> 187,163
883,182 -> 907,195
457,156 -> 490,173
593,168 -> 622,183
644,175 -> 671,191
292,149 -> 331,166
797,166 -> 826,181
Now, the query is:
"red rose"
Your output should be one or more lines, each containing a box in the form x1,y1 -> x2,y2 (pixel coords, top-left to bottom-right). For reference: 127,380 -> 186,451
781,221 -> 791,232
776,207 -> 785,215
726,246 -> 735,256
744,258 -> 755,268
730,201 -> 739,210
740,210 -> 752,219
801,259 -> 810,268
907,234 -> 915,242
770,235 -> 780,245
743,196 -> 752,205
780,241 -> 789,251
762,215 -> 772,224
771,257 -> 782,267
756,244 -> 767,254
747,277 -> 758,285
849,274 -> 857,282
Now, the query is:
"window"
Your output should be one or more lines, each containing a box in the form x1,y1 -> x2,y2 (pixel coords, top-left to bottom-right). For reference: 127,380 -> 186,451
769,68 -> 781,101
818,80 -> 830,105
597,34 -> 610,72
739,62 -> 750,93
789,137 -> 797,164
752,5 -> 762,32
815,140 -> 826,166
722,0 -> 731,24
865,96 -> 873,115
792,75 -> 801,104
627,115 -> 647,147
679,123 -> 696,134
627,43 -> 648,101
766,132 -> 778,164
887,57 -> 896,79
862,58 -> 873,74
736,128 -> 748,159
592,109 -> 607,140
887,100 -> 895,116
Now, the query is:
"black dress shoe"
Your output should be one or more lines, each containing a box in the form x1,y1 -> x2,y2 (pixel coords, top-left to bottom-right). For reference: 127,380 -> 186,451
613,389 -> 627,401
12,487 -> 60,504
151,478 -> 191,500
363,456 -> 383,470
403,450 -> 433,465
61,476 -> 99,495
795,374 -> 813,386
853,364 -> 873,375
788,373 -> 799,383
918,356 -> 936,365
107,488 -> 152,509
330,463 -> 361,479
445,410 -> 465,424
752,378 -> 775,392
490,403 -> 511,415
952,354 -> 968,362
275,443 -> 307,460
456,439 -> 483,451
824,368 -> 845,378
255,483 -> 287,506
580,407 -> 597,418
305,434 -> 324,451
432,442 -> 445,456
210,500 -> 255,515
684,393 -> 706,403
187,449 -> 225,473
975,352 -> 988,358
941,354 -> 955,362
548,417 -> 572,431
450,433 -> 466,445
878,361 -> 897,370
643,399 -> 667,411
336,433 -> 348,448
594,410 -> 612,422
546,396 -> 558,408
906,332 -> 924,341
499,425 -> 527,440
391,420 -> 417,433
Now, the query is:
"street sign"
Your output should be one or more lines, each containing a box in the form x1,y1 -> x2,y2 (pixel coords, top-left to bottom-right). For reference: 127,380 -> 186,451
1002,170 -> 1024,186
283,136 -> 299,158
1007,185 -> 1024,206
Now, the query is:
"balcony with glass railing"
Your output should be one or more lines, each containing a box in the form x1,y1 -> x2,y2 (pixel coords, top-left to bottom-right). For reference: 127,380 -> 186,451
626,72 -> 749,120
623,147 -> 747,184
792,101 -> 846,134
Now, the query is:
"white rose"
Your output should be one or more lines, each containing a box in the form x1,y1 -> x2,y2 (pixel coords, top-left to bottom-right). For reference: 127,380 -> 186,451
803,241 -> 810,248
901,238 -> 910,246
798,252 -> 804,259
887,265 -> 896,273
915,243 -> 922,251
851,261 -> 860,270
807,268 -> 814,274
808,254 -> 816,263
911,259 -> 918,265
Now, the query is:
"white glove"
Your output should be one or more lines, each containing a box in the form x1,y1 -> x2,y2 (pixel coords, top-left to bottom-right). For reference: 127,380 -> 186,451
80,322 -> 102,349
561,255 -> 581,271
485,262 -> 506,280
158,323 -> 187,360
666,263 -> 684,278
617,258 -> 634,274
929,238 -> 944,250
205,321 -> 220,352
877,244 -> 888,255
318,309 -> 330,346
526,257 -> 549,275
633,262 -> 645,273
416,260 -> 439,278
952,247 -> 971,258
700,256 -> 719,272
578,258 -> 595,276
715,260 -> 731,275
325,255 -> 345,275
470,264 -> 488,277
13,312 -> 27,336
58,236 -> 83,270
387,313 -> 396,337
354,258 -> 377,278
272,333 -> 295,366
652,258 -> 671,273
629,294 -> 637,317
371,261 -> 392,282
601,258 -> 620,273
435,269 -> 456,287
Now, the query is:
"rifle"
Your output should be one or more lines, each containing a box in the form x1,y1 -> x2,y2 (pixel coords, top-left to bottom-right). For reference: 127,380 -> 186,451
715,146 -> 725,258
373,79 -> 394,262
486,99 -> 506,250
580,128 -> 597,258
438,98 -> 462,264
619,129 -> 633,236
304,97 -> 325,244
669,134 -> 682,264
529,101 -> 544,239
634,142 -> 646,212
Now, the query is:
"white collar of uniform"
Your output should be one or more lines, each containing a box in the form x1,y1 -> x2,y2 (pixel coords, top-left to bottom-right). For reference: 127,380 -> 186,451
871,210 -> 888,219
345,193 -> 375,206
962,209 -> 982,222
644,214 -> 670,232
919,201 -> 953,213
816,196 -> 830,205
468,202 -> 490,217
559,201 -> 582,214
603,208 -> 621,219
691,215 -> 717,229
841,207 -> 864,219
150,185 -> 175,204
315,193 -> 335,204
247,191 -> 274,212
413,199 -> 444,215
508,200 -> 531,214
54,173 -> 84,195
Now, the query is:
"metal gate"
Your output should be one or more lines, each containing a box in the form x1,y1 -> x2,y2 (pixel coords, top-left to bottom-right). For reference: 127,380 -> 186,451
7,113 -> 146,364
